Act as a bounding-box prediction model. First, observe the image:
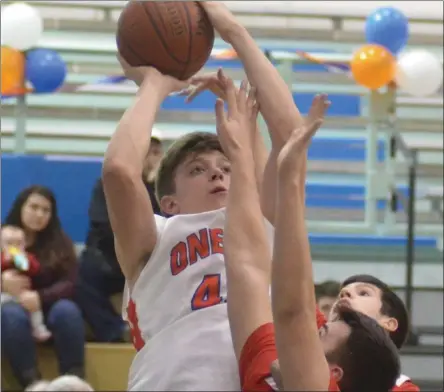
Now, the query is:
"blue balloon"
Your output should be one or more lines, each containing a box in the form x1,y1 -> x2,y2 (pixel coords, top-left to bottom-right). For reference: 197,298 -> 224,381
365,7 -> 409,55
25,48 -> 67,93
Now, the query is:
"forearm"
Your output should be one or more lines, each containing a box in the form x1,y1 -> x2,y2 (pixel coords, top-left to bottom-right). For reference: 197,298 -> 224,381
253,123 -> 269,195
104,78 -> 164,174
272,179 -> 315,318
229,28 -> 304,148
225,151 -> 270,273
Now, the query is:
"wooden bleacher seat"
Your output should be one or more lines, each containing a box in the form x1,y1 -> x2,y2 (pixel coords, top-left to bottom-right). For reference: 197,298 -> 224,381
2,343 -> 135,391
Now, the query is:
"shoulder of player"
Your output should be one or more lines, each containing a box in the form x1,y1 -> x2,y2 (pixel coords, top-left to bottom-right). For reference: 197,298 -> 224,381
393,375 -> 419,391
159,208 -> 226,230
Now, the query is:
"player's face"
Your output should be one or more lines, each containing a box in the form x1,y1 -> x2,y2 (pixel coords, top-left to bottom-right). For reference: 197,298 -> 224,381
319,320 -> 350,353
317,295 -> 337,319
329,282 -> 397,334
319,320 -> 350,381
168,151 -> 231,215
143,141 -> 163,178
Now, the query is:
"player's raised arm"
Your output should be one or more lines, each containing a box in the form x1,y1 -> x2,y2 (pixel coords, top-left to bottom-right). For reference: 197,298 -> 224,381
271,119 -> 330,391
216,78 -> 272,359
201,3 -> 302,147
102,56 -> 188,282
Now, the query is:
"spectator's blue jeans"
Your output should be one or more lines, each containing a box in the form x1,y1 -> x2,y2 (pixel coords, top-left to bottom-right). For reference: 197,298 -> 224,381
1,299 -> 85,388
75,249 -> 126,342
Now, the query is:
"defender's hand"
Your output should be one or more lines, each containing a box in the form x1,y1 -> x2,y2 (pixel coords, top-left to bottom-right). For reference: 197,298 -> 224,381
215,78 -> 259,160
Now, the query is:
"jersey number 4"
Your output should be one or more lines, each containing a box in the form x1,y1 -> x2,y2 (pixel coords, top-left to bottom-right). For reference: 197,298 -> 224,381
191,274 -> 223,311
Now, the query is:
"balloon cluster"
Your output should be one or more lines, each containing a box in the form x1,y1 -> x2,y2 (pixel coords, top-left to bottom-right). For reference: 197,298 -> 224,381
350,7 -> 443,97
1,3 -> 67,97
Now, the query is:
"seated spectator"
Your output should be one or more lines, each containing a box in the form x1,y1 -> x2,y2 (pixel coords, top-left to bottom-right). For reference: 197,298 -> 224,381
75,136 -> 163,342
315,279 -> 341,319
1,186 -> 85,389
1,225 -> 51,341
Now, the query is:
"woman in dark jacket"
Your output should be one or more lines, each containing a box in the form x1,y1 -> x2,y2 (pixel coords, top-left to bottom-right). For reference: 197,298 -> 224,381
1,186 -> 85,388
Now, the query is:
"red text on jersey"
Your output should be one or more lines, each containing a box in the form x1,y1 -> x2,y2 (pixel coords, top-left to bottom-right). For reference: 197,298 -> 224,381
170,228 -> 223,276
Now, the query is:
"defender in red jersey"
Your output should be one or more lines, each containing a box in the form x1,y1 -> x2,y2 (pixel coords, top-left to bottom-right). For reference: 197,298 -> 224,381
220,86 -> 400,391
240,307 -> 418,392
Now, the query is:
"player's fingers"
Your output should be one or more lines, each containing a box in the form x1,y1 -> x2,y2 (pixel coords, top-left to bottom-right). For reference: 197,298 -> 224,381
215,98 -> 227,130
217,68 -> 228,86
116,53 -> 130,70
190,71 -> 218,83
237,79 -> 248,112
247,86 -> 257,110
307,93 -> 330,121
301,119 -> 323,145
225,78 -> 238,118
252,101 -> 260,120
208,83 -> 226,101
185,85 -> 205,103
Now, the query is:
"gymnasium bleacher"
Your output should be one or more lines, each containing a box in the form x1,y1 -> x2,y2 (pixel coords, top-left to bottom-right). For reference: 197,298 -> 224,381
1,1 -> 443,390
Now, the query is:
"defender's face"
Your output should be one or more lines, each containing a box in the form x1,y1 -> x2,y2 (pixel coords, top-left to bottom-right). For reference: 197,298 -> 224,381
329,283 -> 398,334
166,151 -> 231,215
320,320 -> 351,357
330,283 -> 383,321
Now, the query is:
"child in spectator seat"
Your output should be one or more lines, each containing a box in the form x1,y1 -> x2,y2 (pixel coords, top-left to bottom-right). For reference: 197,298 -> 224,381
1,225 -> 52,341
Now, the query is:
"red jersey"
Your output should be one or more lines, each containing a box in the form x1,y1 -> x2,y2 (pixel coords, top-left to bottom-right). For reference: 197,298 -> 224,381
393,375 -> 420,391
239,322 -> 339,391
1,250 -> 40,276
239,307 -> 419,392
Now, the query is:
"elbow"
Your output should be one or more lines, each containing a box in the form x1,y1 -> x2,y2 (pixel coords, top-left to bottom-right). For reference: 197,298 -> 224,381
102,158 -> 139,187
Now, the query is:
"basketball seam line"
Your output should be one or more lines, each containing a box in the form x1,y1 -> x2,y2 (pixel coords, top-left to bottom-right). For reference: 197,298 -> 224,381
179,1 -> 193,80
143,3 -> 188,66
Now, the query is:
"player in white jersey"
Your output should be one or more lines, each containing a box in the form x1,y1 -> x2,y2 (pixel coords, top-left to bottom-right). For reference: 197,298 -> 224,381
102,1 -> 308,390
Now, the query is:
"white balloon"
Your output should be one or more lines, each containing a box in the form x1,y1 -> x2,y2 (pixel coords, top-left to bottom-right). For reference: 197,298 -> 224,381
395,50 -> 443,97
1,3 -> 43,51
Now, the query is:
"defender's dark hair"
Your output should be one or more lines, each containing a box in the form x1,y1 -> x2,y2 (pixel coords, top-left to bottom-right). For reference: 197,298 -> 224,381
315,280 -> 341,300
341,274 -> 409,349
329,307 -> 400,392
155,132 -> 223,203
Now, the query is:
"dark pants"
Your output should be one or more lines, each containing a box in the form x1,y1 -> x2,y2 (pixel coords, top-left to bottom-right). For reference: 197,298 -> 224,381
74,248 -> 126,342
1,299 -> 85,388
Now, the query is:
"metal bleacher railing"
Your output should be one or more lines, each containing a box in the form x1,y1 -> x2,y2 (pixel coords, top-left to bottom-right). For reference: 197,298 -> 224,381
1,2 -> 443,386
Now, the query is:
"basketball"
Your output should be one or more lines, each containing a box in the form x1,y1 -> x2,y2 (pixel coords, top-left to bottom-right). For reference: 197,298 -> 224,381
116,1 -> 215,80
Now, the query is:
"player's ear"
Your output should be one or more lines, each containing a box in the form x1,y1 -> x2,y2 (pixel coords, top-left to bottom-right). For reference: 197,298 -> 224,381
330,364 -> 344,382
160,195 -> 179,216
380,316 -> 398,333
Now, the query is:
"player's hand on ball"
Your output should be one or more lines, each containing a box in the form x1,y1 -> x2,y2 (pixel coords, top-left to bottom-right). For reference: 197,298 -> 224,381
215,77 -> 259,159
117,54 -> 189,95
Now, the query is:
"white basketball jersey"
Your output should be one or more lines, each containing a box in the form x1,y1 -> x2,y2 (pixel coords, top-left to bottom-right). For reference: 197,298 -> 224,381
123,208 -> 259,391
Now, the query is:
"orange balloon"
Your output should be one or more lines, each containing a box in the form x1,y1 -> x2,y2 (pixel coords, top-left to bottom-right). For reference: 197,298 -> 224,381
351,44 -> 396,90
1,46 -> 25,95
